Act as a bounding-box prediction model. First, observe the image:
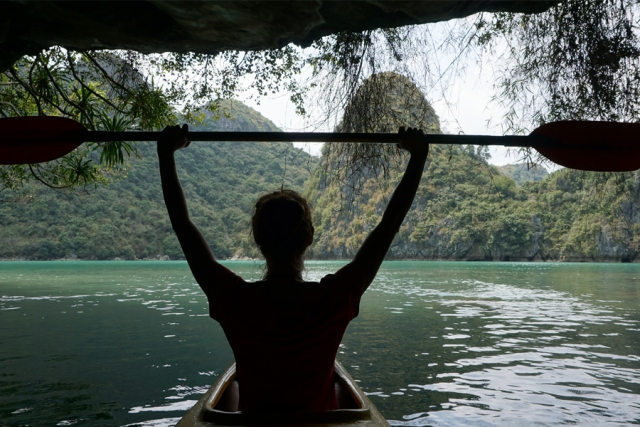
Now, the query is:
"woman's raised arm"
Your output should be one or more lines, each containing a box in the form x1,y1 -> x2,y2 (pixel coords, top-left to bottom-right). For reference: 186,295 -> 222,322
157,125 -> 234,293
337,127 -> 429,293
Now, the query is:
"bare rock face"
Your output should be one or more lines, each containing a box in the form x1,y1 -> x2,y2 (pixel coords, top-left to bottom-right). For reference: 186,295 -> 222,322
1,1 -> 558,72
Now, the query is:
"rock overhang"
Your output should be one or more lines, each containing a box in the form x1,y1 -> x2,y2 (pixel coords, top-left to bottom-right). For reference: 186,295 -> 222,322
1,1 -> 559,72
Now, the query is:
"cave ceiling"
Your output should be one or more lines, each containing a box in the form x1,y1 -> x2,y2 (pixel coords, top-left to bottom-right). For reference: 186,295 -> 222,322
0,1 -> 559,72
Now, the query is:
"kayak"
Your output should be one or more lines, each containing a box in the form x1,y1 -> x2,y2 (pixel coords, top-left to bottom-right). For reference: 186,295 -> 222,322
176,360 -> 389,426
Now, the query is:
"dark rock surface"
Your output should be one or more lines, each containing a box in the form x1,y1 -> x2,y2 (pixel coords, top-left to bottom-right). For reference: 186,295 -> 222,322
1,1 -> 558,72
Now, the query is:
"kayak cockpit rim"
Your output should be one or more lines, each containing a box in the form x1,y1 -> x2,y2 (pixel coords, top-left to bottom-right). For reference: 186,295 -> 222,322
202,360 -> 376,425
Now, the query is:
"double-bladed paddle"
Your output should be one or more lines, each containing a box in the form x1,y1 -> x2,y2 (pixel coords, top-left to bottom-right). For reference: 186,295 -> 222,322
0,116 -> 638,172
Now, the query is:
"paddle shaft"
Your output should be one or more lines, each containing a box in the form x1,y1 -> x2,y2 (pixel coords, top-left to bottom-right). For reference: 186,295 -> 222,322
67,131 -> 556,148
3,117 -> 639,170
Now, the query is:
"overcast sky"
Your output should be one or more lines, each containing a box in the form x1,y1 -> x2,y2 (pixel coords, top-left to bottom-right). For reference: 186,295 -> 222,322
234,22 -> 561,171
239,72 -> 519,165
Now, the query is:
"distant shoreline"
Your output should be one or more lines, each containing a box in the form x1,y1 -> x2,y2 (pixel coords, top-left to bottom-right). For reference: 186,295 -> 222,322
2,257 -> 639,263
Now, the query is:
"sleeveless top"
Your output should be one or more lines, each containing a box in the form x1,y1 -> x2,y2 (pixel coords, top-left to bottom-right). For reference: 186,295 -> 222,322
206,266 -> 364,412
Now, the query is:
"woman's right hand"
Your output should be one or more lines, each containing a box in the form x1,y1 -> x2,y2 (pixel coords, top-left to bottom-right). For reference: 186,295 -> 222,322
398,127 -> 429,157
157,124 -> 190,156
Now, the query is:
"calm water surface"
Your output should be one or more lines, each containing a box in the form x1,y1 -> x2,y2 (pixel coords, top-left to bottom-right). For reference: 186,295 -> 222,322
0,261 -> 639,426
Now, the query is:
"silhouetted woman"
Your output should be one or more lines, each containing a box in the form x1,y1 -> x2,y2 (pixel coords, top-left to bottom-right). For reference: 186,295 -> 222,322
158,124 -> 429,412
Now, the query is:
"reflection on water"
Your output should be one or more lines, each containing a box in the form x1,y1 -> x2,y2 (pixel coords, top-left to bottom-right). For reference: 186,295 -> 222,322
0,261 -> 639,426
341,262 -> 640,426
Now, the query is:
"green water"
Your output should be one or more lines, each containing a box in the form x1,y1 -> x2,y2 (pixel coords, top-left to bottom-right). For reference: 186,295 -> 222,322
1,261 -> 639,426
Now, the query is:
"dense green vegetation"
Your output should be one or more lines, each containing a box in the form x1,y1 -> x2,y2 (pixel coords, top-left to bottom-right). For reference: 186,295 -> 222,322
308,142 -> 640,262
304,73 -> 640,262
0,100 -> 316,260
1,98 -> 639,262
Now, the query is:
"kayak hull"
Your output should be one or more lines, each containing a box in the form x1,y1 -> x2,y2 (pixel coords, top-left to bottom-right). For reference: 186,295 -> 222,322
176,360 -> 389,426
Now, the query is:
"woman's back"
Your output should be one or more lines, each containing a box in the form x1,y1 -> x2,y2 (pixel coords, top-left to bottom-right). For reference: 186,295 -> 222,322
208,273 -> 363,412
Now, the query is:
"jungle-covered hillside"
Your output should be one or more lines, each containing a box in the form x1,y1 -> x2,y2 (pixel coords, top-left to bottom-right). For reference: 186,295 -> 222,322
1,98 -> 639,262
0,100 -> 317,260
305,73 -> 640,262
307,143 -> 640,262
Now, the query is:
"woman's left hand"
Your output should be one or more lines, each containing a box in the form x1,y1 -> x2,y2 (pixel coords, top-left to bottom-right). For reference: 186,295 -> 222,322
158,124 -> 190,155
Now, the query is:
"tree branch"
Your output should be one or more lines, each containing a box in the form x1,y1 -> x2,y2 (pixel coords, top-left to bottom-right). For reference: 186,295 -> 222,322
28,163 -> 78,189
66,51 -> 120,111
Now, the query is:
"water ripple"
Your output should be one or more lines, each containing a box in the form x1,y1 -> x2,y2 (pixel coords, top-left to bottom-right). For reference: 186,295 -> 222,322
363,262 -> 640,425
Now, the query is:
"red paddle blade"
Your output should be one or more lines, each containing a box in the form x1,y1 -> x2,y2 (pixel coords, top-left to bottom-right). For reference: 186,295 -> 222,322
532,121 -> 640,172
0,116 -> 85,165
